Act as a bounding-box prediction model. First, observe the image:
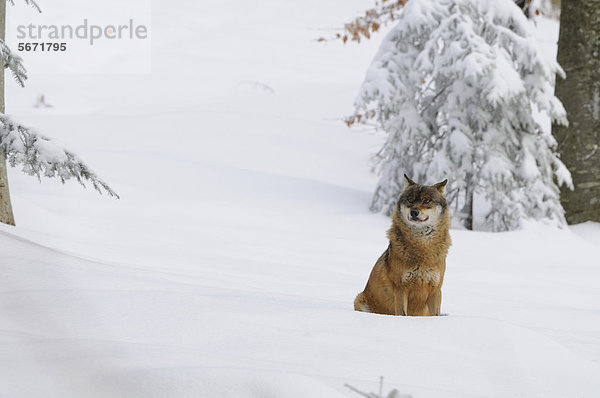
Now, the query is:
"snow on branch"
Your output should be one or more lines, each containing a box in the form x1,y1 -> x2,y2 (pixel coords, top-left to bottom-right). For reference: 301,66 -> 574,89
2,0 -> 44,87
6,0 -> 42,13
0,115 -> 119,198
0,40 -> 27,87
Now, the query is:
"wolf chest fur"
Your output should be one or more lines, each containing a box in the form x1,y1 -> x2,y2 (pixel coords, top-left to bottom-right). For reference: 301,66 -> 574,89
354,175 -> 452,316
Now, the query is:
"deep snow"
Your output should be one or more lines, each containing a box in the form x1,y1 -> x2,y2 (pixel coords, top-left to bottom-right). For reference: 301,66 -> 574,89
0,1 -> 599,397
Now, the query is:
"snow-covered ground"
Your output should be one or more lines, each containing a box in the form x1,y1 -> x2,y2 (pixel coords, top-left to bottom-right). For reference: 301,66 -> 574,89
1,1 -> 599,397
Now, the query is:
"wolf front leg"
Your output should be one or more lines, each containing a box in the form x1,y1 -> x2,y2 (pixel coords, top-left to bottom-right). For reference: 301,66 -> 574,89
394,288 -> 408,316
426,289 -> 442,316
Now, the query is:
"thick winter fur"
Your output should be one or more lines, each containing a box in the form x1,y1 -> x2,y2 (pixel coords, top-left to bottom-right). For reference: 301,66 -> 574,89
354,175 -> 451,316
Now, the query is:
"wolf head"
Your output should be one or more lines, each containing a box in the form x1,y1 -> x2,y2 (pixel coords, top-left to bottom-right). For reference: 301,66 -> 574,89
397,174 -> 448,228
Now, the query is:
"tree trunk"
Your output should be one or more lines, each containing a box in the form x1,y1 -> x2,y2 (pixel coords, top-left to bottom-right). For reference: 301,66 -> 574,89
553,0 -> 600,224
461,188 -> 473,230
0,0 -> 15,225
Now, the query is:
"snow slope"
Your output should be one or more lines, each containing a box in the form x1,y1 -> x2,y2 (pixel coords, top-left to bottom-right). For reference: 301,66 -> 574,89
1,1 -> 599,397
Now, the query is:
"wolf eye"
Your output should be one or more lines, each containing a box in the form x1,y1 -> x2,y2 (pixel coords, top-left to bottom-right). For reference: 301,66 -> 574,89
423,199 -> 431,204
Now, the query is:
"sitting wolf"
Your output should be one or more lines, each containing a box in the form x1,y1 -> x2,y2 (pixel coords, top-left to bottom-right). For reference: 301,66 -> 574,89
354,175 -> 451,316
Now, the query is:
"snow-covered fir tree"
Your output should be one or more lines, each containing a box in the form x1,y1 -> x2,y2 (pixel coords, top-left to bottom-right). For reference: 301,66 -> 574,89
0,0 -> 117,226
351,0 -> 572,231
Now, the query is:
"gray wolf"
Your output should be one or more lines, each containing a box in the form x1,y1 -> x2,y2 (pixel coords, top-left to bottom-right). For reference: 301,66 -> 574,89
354,175 -> 451,316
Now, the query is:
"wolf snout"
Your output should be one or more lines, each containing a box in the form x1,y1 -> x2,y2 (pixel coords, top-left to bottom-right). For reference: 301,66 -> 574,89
410,209 -> 420,219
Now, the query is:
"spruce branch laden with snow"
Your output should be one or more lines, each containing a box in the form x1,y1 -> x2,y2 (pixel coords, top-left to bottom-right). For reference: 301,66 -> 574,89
0,39 -> 27,87
353,0 -> 571,231
0,115 -> 119,198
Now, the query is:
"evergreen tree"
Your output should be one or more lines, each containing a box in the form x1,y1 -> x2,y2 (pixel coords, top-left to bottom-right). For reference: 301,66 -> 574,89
0,0 -> 117,226
351,0 -> 571,231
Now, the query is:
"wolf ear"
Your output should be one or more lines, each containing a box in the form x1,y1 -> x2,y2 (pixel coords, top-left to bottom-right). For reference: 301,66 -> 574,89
433,179 -> 448,194
404,174 -> 417,186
